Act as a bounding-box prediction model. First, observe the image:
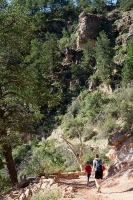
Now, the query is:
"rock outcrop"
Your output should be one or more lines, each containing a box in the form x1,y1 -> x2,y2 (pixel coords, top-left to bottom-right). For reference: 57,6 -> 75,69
76,11 -> 105,50
2,172 -> 83,200
106,129 -> 133,176
114,9 -> 133,65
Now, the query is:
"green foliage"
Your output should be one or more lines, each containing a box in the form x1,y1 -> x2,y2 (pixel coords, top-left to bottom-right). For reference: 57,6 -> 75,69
61,90 -> 113,139
30,189 -> 61,200
83,150 -> 95,165
0,4 -> 44,135
58,26 -> 77,49
76,0 -> 92,9
113,85 -> 133,131
83,5 -> 95,13
61,82 -> 133,141
94,31 -> 114,84
30,137 -> 40,147
122,38 -> 133,86
118,0 -> 133,11
100,147 -> 112,166
26,32 -> 62,107
81,40 -> 95,73
83,145 -> 111,166
65,163 -> 79,172
10,134 -> 23,149
12,144 -> 32,165
23,140 -> 65,176
0,171 -> 11,194
92,0 -> 107,13
100,117 -> 119,138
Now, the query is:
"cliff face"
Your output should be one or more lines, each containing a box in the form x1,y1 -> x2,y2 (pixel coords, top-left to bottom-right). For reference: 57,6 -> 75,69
106,129 -> 133,176
114,10 -> 133,65
75,9 -> 133,176
76,11 -> 105,50
76,9 -> 133,66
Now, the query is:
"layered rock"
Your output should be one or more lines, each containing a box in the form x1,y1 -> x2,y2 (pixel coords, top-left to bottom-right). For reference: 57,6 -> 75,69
116,10 -> 133,43
106,129 -> 133,176
76,11 -> 105,50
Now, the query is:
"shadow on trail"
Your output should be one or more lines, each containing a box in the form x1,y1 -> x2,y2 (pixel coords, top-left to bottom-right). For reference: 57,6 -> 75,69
124,187 -> 133,192
102,187 -> 133,194
57,179 -> 96,189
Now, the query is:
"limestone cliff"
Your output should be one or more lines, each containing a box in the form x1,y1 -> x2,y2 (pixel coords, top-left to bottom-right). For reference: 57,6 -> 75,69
106,129 -> 133,176
76,11 -> 105,50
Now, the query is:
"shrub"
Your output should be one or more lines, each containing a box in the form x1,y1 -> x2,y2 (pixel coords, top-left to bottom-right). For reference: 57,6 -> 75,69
23,140 -> 65,176
0,171 -> 11,194
30,189 -> 61,200
13,145 -> 32,165
65,164 -> 79,172
100,117 -> 119,138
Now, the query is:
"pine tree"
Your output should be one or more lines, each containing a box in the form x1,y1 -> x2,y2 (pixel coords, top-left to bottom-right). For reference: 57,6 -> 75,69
122,38 -> 133,86
94,31 -> 114,84
0,5 -> 55,184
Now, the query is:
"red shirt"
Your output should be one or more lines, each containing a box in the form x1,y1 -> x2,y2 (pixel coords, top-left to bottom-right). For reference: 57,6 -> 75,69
102,165 -> 106,171
85,165 -> 92,174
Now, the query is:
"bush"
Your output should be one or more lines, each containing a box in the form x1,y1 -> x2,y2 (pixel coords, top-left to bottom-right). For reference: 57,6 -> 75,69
30,190 -> 61,200
100,117 -> 119,138
64,164 -> 79,172
13,145 -> 32,165
23,140 -> 65,177
0,171 -> 11,194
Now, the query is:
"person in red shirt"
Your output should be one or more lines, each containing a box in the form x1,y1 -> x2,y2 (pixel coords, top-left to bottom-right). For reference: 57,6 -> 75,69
102,164 -> 106,171
102,163 -> 107,178
84,161 -> 92,186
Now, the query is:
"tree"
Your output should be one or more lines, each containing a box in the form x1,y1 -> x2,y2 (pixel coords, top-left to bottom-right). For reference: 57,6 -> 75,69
63,125 -> 84,171
76,0 -> 92,9
94,31 -> 114,84
92,0 -> 106,12
0,5 -> 57,185
27,32 -> 62,102
122,38 -> 133,86
81,40 -> 95,75
117,0 -> 133,11
0,5 -> 36,184
0,0 -> 8,9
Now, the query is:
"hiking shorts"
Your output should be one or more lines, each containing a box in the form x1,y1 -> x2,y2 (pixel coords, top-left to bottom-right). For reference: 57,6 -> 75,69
95,170 -> 103,179
86,174 -> 91,180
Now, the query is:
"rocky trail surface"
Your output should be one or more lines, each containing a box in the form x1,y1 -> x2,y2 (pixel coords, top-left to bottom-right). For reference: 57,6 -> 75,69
1,167 -> 133,200
58,169 -> 133,200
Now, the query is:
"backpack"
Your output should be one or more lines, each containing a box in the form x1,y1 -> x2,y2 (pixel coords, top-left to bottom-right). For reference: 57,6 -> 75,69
95,159 -> 102,171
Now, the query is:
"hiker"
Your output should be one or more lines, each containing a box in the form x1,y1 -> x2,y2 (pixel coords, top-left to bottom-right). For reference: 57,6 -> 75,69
84,161 -> 92,187
92,154 -> 103,193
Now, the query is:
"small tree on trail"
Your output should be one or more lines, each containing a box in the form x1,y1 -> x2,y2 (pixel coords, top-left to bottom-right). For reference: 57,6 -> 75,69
63,125 -> 84,171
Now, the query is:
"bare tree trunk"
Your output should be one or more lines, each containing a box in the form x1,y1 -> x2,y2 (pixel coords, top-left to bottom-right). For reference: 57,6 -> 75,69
63,136 -> 84,171
3,142 -> 18,185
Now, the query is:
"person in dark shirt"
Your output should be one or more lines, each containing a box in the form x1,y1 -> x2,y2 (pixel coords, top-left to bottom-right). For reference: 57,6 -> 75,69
84,161 -> 92,187
92,154 -> 103,193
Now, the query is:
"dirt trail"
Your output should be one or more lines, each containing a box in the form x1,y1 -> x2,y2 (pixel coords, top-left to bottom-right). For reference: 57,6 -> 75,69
2,168 -> 133,200
57,173 -> 133,200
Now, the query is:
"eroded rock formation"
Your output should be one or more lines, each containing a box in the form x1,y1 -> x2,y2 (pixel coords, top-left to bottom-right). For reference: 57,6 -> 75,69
106,129 -> 133,176
76,11 -> 105,50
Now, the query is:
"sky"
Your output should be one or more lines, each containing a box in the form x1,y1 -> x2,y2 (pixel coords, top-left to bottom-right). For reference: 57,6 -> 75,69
113,0 -> 117,4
